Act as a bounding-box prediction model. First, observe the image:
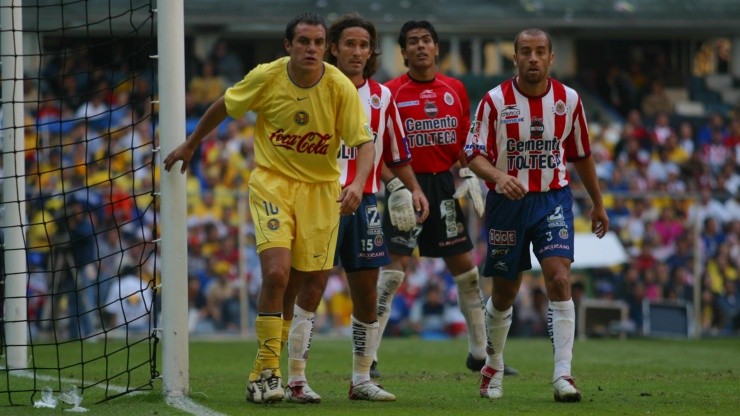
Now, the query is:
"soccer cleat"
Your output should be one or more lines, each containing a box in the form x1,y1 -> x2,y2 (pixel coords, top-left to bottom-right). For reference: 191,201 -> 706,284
284,380 -> 321,404
466,353 -> 485,372
479,365 -> 503,399
503,364 -> 519,376
348,381 -> 396,401
245,379 -> 263,404
260,369 -> 285,403
370,360 -> 381,379
466,354 -> 519,376
553,376 -> 582,402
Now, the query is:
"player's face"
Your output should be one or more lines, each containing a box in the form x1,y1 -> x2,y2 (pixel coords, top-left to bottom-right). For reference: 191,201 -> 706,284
331,26 -> 371,82
285,23 -> 326,73
401,28 -> 438,70
513,33 -> 553,85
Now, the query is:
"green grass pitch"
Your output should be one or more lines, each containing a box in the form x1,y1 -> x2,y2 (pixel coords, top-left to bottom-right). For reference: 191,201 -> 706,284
3,336 -> 739,415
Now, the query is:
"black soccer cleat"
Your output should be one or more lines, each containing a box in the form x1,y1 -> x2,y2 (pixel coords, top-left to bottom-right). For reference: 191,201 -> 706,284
467,353 -> 519,376
370,360 -> 381,379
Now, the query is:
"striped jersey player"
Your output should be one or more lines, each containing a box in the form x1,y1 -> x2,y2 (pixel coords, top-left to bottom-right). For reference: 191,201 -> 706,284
464,27 -> 609,403
465,77 -> 590,193
338,79 -> 411,193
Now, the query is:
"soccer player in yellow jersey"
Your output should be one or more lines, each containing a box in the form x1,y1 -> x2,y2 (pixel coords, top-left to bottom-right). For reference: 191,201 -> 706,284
163,13 -> 375,404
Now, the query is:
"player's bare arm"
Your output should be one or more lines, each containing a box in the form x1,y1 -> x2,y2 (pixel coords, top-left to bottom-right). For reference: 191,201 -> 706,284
338,140 -> 375,215
163,96 -> 228,173
571,156 -> 609,238
468,155 -> 527,200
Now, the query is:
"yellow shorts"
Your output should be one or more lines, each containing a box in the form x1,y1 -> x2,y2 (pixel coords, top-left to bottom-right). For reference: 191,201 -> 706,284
249,168 -> 340,271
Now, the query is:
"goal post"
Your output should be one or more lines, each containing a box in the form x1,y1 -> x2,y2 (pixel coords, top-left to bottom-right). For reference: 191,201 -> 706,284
1,0 -> 29,371
156,0 -> 190,400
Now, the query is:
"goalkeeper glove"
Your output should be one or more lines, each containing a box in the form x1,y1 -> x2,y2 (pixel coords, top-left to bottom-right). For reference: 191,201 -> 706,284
453,167 -> 484,217
386,177 -> 416,232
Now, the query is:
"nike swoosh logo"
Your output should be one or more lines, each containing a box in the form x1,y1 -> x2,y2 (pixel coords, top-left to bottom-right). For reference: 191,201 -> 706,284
297,97 -> 309,101
313,254 -> 323,258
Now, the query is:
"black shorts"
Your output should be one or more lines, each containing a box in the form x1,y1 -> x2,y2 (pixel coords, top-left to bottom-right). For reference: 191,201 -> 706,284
383,171 -> 473,258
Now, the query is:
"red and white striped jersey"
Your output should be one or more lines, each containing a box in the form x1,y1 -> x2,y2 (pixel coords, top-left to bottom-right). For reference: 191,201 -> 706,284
338,78 -> 411,193
385,73 -> 470,174
464,77 -> 591,193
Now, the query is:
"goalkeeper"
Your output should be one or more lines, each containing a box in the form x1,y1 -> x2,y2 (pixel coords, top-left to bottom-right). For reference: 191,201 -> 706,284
373,19 -> 519,379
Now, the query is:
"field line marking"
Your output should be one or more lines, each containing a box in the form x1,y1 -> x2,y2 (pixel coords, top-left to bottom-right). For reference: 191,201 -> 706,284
2,365 -> 225,415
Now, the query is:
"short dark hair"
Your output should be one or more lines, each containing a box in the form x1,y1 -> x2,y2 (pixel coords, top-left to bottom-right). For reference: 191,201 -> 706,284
285,12 -> 326,43
398,20 -> 438,67
514,28 -> 552,53
326,13 -> 380,79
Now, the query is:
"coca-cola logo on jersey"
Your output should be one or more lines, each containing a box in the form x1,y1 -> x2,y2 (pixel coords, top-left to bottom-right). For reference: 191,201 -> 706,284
268,129 -> 332,155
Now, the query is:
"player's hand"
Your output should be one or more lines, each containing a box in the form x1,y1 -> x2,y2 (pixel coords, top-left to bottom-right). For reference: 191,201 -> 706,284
163,142 -> 196,174
453,167 -> 484,217
412,189 -> 430,223
386,177 -> 416,231
337,182 -> 362,216
591,204 -> 610,239
495,174 -> 527,201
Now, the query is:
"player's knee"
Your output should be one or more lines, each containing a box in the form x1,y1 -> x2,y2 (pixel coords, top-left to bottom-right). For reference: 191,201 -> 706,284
378,269 -> 405,293
546,275 -> 571,300
453,267 -> 479,293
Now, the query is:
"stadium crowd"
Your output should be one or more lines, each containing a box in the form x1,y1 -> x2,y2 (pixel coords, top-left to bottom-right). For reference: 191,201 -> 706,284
17,36 -> 739,341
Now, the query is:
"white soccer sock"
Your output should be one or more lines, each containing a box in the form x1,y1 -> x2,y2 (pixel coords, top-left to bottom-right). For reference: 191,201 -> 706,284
485,298 -> 512,371
351,316 -> 379,385
288,304 -> 314,385
374,269 -> 404,362
548,299 -> 575,381
453,268 -> 487,359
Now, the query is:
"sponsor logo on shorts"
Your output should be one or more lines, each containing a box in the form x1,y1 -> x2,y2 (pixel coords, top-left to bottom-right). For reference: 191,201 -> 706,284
547,205 -> 566,228
538,243 -> 570,254
267,218 -> 280,230
489,229 -> 516,245
493,261 -> 508,271
491,247 -> 509,258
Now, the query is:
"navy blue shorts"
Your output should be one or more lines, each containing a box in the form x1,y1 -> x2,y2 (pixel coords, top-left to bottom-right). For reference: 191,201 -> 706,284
482,186 -> 575,280
383,171 -> 473,258
335,193 -> 390,272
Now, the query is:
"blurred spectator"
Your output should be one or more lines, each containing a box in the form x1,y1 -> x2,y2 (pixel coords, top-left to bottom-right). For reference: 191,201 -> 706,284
409,280 -> 448,339
641,80 -> 673,118
204,269 -> 240,331
600,64 -> 634,117
188,276 -> 209,333
726,194 -> 740,221
688,188 -> 731,228
649,112 -> 675,148
188,59 -> 225,114
210,40 -> 244,86
705,242 -> 737,294
716,280 -> 739,334
697,112 -> 729,148
103,264 -> 153,333
652,206 -> 686,248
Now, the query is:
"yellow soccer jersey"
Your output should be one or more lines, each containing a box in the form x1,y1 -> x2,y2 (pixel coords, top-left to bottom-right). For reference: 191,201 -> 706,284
225,56 -> 372,183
